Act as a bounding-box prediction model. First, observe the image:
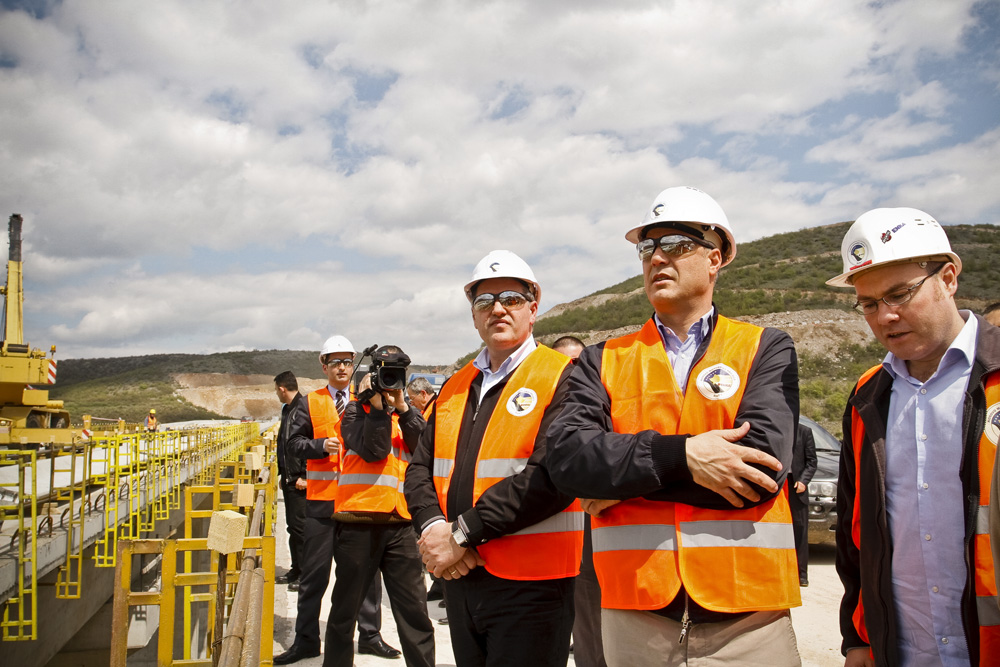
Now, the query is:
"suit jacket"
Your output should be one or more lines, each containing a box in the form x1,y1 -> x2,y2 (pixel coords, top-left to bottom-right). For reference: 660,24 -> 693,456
277,391 -> 308,485
791,422 -> 817,487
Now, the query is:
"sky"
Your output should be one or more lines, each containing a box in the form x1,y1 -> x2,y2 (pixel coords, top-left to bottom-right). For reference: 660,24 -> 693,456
0,0 -> 998,365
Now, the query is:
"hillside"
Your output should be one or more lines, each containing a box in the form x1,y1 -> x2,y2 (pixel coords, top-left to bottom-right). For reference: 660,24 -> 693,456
50,222 -> 998,436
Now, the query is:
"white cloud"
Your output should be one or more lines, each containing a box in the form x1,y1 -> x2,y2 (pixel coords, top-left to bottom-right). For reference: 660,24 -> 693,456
0,0 -> 996,364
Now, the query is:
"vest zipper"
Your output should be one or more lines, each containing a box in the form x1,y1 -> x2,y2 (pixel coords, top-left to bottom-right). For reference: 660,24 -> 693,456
678,593 -> 691,644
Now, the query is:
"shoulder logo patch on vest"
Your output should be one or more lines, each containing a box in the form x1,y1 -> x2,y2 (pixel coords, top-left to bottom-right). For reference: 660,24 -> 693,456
985,403 -> 1000,446
506,388 -> 538,416
695,364 -> 741,401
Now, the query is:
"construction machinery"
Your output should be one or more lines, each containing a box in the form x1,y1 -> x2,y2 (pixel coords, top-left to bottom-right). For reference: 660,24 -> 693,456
0,214 -> 73,446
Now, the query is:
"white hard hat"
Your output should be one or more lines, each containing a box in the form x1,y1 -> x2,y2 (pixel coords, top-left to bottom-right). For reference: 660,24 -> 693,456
464,249 -> 541,304
319,335 -> 355,362
626,186 -> 737,266
826,207 -> 962,287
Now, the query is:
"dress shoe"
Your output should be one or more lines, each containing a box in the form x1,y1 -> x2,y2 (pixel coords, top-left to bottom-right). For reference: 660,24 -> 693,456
273,644 -> 320,665
799,578 -> 809,587
437,616 -> 449,625
437,599 -> 446,608
276,570 -> 300,585
287,580 -> 300,592
358,637 -> 401,659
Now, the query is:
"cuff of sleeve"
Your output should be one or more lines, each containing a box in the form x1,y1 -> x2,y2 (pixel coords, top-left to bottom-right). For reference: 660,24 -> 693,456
420,517 -> 446,535
414,507 -> 446,532
650,434 -> 693,484
459,508 -> 485,546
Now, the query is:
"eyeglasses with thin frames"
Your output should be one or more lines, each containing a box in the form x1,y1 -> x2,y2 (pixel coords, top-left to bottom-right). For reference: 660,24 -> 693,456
852,264 -> 944,315
323,359 -> 352,368
636,234 -> 715,261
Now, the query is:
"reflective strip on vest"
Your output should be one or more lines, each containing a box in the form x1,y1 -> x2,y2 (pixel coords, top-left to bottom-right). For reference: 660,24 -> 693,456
977,505 -> 990,535
680,520 -> 795,549
338,473 -> 400,489
476,457 -> 528,479
395,446 -> 411,463
592,524 -> 677,553
511,510 -> 585,537
978,596 -> 1000,626
433,459 -> 453,478
307,470 -> 338,480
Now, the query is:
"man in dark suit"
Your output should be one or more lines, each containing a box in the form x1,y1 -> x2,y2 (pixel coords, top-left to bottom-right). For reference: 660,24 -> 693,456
790,421 -> 817,586
275,370 -> 308,590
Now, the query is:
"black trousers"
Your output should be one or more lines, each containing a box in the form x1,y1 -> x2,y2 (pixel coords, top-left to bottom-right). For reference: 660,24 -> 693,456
294,516 -> 383,651
445,567 -> 574,667
573,518 -> 608,667
789,489 -> 809,580
282,484 -> 308,576
324,522 -> 434,667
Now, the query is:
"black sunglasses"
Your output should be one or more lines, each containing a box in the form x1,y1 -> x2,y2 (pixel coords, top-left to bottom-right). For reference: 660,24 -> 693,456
636,234 -> 715,261
472,290 -> 533,312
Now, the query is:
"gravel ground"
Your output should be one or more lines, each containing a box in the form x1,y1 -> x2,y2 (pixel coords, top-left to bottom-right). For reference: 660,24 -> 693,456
271,490 -> 846,666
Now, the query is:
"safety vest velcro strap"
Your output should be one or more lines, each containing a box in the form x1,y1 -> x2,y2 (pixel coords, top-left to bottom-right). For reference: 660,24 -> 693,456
977,505 -> 990,535
307,471 -> 339,481
339,473 -> 399,488
680,520 -> 795,549
978,596 -> 1000,626
510,510 -> 585,537
592,523 -> 678,553
433,459 -> 454,478
476,457 -> 529,479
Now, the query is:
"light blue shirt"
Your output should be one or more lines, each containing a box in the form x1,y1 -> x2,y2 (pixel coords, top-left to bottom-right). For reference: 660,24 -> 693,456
882,311 -> 977,665
472,336 -> 537,405
654,308 -> 714,392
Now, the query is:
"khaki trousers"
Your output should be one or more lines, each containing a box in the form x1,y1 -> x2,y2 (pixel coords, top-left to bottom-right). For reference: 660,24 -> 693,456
602,607 -> 801,667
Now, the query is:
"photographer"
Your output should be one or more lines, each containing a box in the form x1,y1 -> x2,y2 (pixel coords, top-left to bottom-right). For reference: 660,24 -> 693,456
325,345 -> 435,667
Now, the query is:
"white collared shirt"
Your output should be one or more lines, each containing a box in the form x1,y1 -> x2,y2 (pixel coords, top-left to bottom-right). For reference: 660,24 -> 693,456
472,336 -> 537,405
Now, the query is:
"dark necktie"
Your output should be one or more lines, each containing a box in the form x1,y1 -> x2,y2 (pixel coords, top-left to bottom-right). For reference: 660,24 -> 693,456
335,390 -> 346,416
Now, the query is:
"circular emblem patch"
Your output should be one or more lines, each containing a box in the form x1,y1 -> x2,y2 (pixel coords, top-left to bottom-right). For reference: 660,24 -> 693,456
985,403 -> 1000,446
848,239 -> 869,266
506,388 -> 538,416
696,364 -> 741,401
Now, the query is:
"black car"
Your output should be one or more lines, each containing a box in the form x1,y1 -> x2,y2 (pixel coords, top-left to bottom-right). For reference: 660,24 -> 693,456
800,415 -> 841,545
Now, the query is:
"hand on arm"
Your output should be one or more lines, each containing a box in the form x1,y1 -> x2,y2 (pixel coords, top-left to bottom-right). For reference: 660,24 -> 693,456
580,498 -> 621,517
844,648 -> 874,667
685,422 -> 782,508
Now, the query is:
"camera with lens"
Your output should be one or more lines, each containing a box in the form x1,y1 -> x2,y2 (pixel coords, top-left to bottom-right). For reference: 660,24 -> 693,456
356,344 -> 411,403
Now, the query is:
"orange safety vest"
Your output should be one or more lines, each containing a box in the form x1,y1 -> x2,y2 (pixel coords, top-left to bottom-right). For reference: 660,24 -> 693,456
433,345 -> 583,581
848,365 -> 1000,663
336,405 -> 410,518
305,387 -> 342,503
592,317 -> 800,612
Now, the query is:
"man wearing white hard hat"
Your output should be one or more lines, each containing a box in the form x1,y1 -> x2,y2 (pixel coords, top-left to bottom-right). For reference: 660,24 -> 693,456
827,208 -> 1000,667
404,250 -> 583,666
276,335 -> 397,664
547,186 -> 802,666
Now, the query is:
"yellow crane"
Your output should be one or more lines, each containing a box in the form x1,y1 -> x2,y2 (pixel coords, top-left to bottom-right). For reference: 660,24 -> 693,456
0,214 -> 73,445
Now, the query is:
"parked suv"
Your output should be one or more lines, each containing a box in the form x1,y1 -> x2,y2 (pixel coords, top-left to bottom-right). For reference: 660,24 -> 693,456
800,415 -> 841,545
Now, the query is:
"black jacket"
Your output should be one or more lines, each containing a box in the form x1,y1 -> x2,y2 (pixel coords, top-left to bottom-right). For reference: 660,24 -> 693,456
287,387 -> 343,518
404,359 -> 576,547
791,422 -> 817,487
277,392 -> 308,486
837,314 -> 1000,666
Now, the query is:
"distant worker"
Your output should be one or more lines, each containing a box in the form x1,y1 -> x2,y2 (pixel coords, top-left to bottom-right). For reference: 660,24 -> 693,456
984,301 -> 1000,328
547,186 -> 802,666
790,420 -> 817,587
274,371 -> 307,591
553,334 -> 606,667
552,335 -> 585,359
144,408 -> 157,433
276,335 -> 396,665
405,376 -> 437,416
405,250 -> 583,666
327,349 -> 434,667
828,208 -> 1000,666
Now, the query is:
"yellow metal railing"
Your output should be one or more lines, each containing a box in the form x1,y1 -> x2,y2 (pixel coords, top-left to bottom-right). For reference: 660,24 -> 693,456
0,421 -> 263,642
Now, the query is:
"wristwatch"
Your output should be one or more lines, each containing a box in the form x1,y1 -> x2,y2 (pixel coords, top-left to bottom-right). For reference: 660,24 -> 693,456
451,521 -> 469,548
